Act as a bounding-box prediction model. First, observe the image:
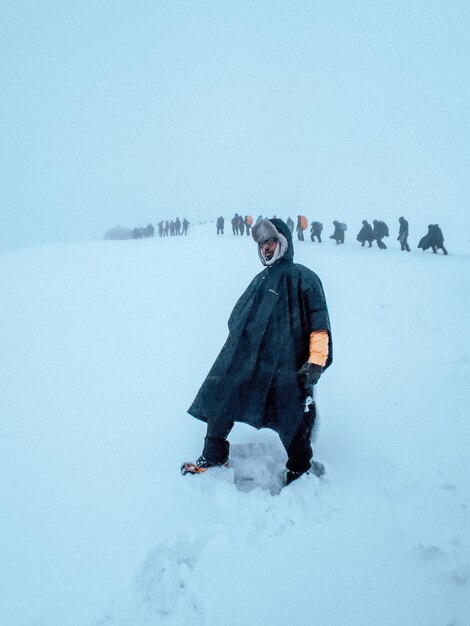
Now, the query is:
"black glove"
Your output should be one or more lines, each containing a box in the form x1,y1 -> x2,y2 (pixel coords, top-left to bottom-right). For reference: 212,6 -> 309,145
297,362 -> 323,395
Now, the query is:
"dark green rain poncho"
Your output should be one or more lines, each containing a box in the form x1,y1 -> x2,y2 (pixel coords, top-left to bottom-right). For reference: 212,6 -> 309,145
188,218 -> 332,444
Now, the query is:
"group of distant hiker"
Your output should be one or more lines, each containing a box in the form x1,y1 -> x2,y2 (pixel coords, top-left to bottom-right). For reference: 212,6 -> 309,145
218,214 -> 448,255
106,213 -> 448,255
354,218 -> 447,254
355,220 -> 390,249
104,218 -> 191,241
104,223 -> 155,241
216,214 -> 254,236
157,218 -> 190,237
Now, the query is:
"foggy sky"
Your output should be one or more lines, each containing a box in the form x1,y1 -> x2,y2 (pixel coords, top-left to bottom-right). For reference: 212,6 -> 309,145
1,1 -> 469,252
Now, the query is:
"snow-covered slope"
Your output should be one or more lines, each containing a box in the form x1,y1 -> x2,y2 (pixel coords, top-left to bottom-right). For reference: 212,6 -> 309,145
1,225 -> 469,626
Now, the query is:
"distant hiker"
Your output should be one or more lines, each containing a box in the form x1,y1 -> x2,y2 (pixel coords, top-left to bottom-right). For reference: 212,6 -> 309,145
418,226 -> 431,252
310,221 -> 323,243
238,215 -> 245,236
356,220 -> 373,248
175,218 -> 181,236
418,224 -> 448,255
182,218 -> 190,235
397,217 -> 410,251
430,224 -> 448,255
330,220 -> 345,244
132,227 -> 146,239
216,216 -> 224,235
147,223 -> 155,237
296,215 -> 304,241
231,214 -> 240,235
373,220 -> 389,249
244,216 -> 252,236
182,218 -> 332,486
286,216 -> 295,234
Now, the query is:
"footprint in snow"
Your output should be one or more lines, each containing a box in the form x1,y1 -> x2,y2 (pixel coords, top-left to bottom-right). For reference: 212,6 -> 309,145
229,441 -> 288,495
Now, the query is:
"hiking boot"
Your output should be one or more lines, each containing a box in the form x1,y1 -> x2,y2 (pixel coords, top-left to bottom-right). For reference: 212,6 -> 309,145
285,469 -> 304,485
285,460 -> 326,485
180,455 -> 229,476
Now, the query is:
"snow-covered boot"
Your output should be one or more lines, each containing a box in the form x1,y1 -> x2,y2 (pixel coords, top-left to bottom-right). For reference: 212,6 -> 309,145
285,469 -> 304,485
180,455 -> 229,476
285,460 -> 325,485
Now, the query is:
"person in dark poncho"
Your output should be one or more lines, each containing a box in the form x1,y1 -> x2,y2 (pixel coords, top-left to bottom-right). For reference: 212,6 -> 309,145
181,218 -> 332,486
430,224 -> 448,255
418,224 -> 448,255
373,220 -> 389,249
357,220 -> 373,247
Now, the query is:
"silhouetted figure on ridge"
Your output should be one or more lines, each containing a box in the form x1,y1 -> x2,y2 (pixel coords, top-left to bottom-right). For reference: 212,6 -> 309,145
418,224 -> 448,255
310,221 -> 323,243
357,220 -> 373,248
231,214 -> 240,235
330,220 -> 346,244
238,215 -> 245,236
397,217 -> 410,251
373,220 -> 389,249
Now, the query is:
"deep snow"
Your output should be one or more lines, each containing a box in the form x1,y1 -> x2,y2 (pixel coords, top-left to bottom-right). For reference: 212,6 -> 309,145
1,224 -> 469,626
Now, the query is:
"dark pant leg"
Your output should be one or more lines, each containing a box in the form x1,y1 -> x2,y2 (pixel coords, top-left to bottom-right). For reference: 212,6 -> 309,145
279,405 -> 316,474
201,415 -> 234,464
377,238 -> 386,249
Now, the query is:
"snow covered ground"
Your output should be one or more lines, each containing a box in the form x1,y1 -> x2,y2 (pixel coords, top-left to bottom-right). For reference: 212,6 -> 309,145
1,223 -> 469,626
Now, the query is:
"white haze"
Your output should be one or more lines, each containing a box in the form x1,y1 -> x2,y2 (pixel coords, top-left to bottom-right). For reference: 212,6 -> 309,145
1,2 -> 469,253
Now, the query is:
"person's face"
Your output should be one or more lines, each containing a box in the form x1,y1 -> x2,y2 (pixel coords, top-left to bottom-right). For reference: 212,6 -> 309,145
258,237 -> 278,261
